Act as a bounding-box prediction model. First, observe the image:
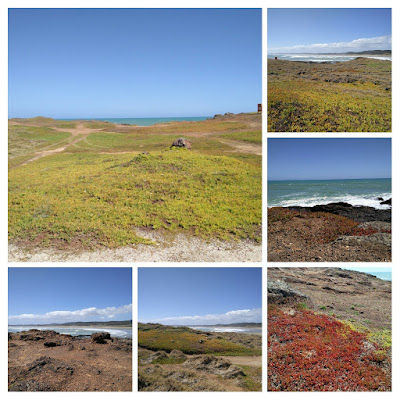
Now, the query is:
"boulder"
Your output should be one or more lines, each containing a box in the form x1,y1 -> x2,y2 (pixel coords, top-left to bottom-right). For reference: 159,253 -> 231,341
91,332 -> 111,344
170,138 -> 192,150
268,280 -> 309,305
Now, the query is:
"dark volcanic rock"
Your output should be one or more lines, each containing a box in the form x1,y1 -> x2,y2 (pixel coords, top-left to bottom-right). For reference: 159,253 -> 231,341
380,198 -> 391,206
170,138 -> 192,150
43,341 -> 59,347
91,332 -> 111,344
27,356 -> 73,374
268,280 -> 309,305
287,202 -> 391,223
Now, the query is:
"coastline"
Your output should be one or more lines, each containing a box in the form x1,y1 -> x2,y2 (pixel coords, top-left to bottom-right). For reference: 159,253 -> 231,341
59,116 -> 212,127
267,54 -> 392,63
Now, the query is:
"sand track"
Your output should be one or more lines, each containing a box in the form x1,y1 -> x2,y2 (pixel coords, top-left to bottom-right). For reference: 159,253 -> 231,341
17,123 -> 103,166
8,234 -> 261,262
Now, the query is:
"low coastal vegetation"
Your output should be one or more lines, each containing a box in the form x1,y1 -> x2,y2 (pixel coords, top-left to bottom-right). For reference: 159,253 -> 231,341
267,268 -> 392,392
138,324 -> 261,391
268,306 -> 391,391
268,58 -> 391,132
8,114 -> 261,251
138,324 -> 261,356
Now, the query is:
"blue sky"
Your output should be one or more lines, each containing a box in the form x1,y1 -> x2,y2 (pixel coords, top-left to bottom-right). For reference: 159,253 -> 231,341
8,8 -> 261,118
138,268 -> 262,325
268,9 -> 391,53
268,139 -> 391,181
8,268 -> 132,324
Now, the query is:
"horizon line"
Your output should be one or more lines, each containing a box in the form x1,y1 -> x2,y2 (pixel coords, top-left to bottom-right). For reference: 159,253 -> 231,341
268,177 -> 391,182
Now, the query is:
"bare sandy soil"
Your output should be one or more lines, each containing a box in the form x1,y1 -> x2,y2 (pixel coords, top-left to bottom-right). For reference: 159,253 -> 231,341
9,230 -> 261,262
222,356 -> 261,368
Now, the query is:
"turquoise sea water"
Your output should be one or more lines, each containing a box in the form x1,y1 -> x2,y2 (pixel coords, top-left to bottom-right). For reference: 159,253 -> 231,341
268,178 -> 391,210
368,271 -> 392,281
8,326 -> 132,338
268,53 -> 392,63
62,116 -> 211,126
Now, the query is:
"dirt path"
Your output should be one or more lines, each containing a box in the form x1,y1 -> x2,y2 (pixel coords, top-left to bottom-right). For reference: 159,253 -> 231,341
18,123 -> 103,166
218,356 -> 262,368
219,139 -> 262,155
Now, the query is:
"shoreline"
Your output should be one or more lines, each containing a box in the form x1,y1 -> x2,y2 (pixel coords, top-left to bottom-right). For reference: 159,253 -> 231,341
9,325 -> 132,329
282,202 -> 391,223
267,55 -> 392,63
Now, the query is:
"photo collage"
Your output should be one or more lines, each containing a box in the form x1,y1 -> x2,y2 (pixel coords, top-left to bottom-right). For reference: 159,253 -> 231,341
4,2 -> 396,397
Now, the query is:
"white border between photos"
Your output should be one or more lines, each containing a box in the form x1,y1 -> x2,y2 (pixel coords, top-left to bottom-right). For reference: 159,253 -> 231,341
1,0 -> 398,398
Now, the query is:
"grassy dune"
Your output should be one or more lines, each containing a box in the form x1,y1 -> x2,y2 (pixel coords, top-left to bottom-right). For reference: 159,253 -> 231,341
138,324 -> 261,356
268,58 -> 391,132
8,125 -> 72,167
138,326 -> 260,356
138,324 -> 262,391
8,114 -> 261,249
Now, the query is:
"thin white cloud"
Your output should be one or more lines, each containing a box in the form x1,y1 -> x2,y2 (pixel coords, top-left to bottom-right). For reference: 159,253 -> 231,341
145,308 -> 262,325
269,35 -> 391,54
9,304 -> 132,325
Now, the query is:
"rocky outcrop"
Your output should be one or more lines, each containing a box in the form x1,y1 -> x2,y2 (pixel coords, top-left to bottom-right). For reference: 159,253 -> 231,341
380,198 -> 391,206
8,330 -> 132,391
170,138 -> 192,150
267,267 -> 391,330
268,280 -> 309,305
91,332 -> 111,344
183,355 -> 245,378
288,202 -> 391,223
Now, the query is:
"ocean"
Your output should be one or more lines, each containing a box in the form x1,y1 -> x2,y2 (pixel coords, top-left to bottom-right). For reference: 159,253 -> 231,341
268,178 -> 391,210
188,326 -> 262,334
268,53 -> 392,63
368,271 -> 392,281
8,326 -> 132,338
62,116 -> 211,126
